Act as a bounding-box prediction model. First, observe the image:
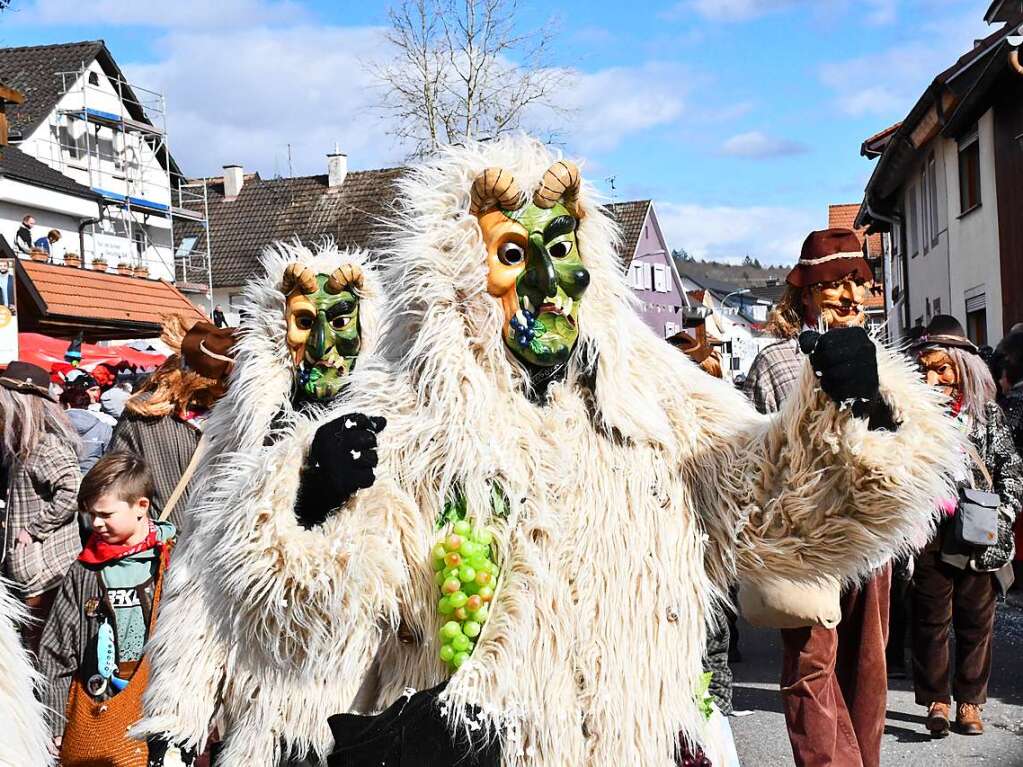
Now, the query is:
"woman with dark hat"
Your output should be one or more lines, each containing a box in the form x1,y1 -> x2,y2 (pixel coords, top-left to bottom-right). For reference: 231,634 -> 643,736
0,360 -> 82,652
911,315 -> 1023,737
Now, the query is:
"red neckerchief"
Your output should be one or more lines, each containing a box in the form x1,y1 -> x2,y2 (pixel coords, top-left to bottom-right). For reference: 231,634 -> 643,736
950,391 -> 964,417
78,519 -> 159,566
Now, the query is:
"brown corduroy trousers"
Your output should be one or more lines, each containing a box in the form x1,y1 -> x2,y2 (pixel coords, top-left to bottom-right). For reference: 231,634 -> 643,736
911,550 -> 996,706
780,566 -> 891,767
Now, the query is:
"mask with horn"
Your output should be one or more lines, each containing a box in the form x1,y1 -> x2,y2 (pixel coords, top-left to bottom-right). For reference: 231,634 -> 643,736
471,161 -> 591,368
282,261 -> 364,400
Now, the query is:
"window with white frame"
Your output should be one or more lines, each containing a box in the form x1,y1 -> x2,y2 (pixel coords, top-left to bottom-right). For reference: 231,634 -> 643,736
958,128 -> 982,214
664,321 -> 678,338
653,263 -> 668,293
628,262 -> 653,290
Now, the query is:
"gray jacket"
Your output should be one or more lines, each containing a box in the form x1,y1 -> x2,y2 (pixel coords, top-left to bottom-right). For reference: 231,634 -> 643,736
66,408 -> 113,474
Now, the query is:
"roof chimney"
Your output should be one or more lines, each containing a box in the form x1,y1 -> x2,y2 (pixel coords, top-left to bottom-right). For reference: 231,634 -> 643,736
327,147 -> 347,189
223,164 -> 244,200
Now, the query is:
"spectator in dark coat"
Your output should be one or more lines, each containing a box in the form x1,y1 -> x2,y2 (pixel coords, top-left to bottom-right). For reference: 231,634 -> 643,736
14,215 -> 35,255
212,305 -> 228,328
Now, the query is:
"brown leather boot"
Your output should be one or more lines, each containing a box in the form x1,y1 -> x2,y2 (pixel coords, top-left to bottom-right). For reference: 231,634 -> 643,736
926,702 -> 950,737
956,703 -> 984,735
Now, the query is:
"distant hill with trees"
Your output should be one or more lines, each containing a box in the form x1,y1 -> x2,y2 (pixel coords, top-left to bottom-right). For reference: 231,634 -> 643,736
671,249 -> 791,288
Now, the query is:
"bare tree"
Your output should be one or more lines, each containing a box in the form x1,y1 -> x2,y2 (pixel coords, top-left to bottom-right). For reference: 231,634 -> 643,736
370,0 -> 569,159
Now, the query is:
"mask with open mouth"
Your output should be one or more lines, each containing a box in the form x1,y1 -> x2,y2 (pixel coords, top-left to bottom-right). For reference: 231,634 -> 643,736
282,262 -> 363,400
472,162 -> 591,368
805,272 -> 871,330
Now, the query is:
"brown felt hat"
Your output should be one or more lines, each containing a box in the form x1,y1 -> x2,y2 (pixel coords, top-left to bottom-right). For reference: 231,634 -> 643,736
910,314 -> 978,354
0,360 -> 56,401
180,322 -> 238,380
786,228 -> 874,288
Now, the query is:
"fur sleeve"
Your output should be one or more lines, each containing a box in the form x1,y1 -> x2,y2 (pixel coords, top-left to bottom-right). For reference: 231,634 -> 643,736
697,343 -> 962,589
138,411 -> 421,761
0,578 -> 53,766
132,536 -> 227,750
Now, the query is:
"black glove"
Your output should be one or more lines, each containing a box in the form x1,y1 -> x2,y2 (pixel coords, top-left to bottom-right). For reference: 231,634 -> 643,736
800,327 -> 878,404
800,327 -> 897,431
295,413 -> 386,528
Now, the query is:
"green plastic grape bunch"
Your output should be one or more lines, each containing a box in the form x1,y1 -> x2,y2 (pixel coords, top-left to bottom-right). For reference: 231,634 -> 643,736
433,519 -> 498,671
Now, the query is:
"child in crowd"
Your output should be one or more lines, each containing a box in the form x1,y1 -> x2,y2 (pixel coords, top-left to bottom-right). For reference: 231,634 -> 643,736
38,452 -> 176,766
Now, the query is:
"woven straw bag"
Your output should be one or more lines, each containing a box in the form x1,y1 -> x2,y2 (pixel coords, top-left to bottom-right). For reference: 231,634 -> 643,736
59,543 -> 172,767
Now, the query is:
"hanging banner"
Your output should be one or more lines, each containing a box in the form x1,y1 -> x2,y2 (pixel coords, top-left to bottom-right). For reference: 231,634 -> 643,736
94,233 -> 133,265
0,259 -> 18,365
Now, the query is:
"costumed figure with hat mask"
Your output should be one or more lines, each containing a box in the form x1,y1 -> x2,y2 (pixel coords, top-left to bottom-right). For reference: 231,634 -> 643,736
135,242 -> 386,766
107,316 -> 238,530
743,228 -> 915,767
909,315 -> 1022,738
140,139 -> 961,767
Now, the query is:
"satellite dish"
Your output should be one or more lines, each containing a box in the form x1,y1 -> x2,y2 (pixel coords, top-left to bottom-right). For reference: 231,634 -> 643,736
1008,28 -> 1023,47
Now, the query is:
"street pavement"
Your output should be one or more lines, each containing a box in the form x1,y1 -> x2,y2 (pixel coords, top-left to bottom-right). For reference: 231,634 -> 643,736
729,600 -> 1023,766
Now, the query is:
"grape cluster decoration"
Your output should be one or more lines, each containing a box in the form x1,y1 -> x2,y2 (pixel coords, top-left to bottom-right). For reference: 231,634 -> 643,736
434,519 -> 498,671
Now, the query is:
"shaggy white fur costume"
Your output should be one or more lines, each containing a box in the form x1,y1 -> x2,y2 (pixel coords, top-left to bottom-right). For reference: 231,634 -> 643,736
0,577 -> 53,766
134,242 -> 397,766
139,138 -> 962,767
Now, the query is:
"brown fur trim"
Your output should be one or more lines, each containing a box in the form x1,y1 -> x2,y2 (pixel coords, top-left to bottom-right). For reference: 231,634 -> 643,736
125,356 -> 226,418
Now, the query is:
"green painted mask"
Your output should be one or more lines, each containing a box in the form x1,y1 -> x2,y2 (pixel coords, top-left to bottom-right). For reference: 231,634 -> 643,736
479,201 -> 590,367
285,269 -> 362,400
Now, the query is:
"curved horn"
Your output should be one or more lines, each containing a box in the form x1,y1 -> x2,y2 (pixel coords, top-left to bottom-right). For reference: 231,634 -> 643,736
533,160 -> 581,211
325,264 -> 364,294
280,262 -> 318,295
469,167 -> 525,216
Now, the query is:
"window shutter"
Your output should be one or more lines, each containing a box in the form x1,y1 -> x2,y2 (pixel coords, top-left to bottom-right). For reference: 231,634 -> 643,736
642,264 -> 653,291
965,293 -> 985,313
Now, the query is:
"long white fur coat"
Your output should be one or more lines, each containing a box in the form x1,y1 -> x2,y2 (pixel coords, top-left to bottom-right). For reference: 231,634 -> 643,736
0,577 -> 53,766
135,243 -> 399,766
138,138 -> 961,767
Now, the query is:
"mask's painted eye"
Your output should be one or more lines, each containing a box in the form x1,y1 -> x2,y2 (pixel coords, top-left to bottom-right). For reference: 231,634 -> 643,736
498,242 -> 525,265
295,314 -> 314,330
331,316 -> 352,330
549,241 -> 573,259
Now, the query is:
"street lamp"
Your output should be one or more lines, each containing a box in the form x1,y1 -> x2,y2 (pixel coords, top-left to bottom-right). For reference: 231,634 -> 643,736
719,289 -> 751,381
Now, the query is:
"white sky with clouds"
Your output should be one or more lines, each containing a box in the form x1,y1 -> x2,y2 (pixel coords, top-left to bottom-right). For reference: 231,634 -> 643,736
1,0 -> 995,265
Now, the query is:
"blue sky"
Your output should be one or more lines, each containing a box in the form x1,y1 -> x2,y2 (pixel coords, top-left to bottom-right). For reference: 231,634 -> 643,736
0,0 -> 993,263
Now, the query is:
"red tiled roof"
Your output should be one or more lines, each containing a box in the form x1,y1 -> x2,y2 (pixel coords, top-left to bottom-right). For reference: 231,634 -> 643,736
864,122 -> 902,146
19,260 -> 206,334
828,203 -> 883,258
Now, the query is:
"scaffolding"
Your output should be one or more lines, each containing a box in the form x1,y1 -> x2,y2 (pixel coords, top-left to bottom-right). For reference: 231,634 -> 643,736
28,62 -> 213,309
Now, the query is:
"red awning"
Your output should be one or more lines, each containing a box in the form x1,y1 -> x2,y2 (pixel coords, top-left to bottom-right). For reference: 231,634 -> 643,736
18,332 -> 166,372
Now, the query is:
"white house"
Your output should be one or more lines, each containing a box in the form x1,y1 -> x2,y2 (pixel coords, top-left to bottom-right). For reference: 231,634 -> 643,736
676,269 -> 778,377
858,3 -> 1023,346
0,41 -> 206,286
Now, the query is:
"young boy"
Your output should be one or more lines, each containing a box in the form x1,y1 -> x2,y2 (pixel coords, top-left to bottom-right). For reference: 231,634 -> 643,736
37,451 -> 176,765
